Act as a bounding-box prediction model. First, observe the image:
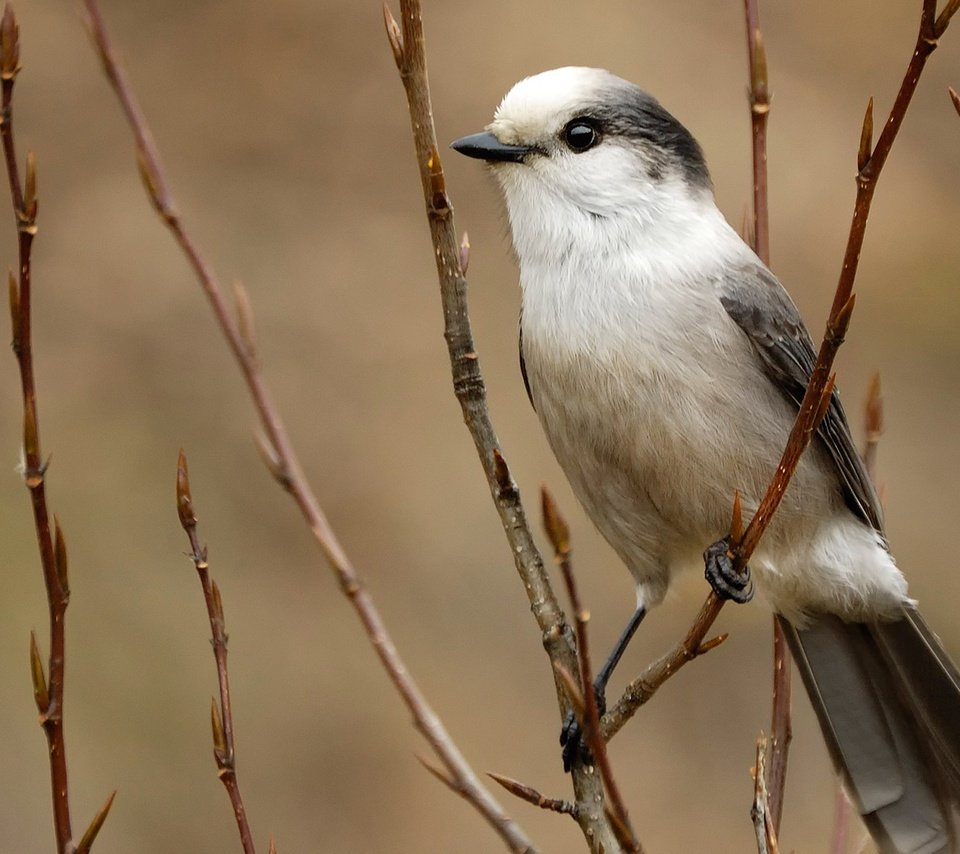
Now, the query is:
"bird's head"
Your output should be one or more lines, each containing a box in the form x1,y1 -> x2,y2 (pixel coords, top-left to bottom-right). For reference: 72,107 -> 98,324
452,67 -> 713,229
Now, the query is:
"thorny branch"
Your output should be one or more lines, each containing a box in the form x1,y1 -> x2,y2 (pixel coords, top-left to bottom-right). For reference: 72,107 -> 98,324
742,1 -> 792,836
2,6 -> 114,851
176,451 -> 258,854
82,2 -> 531,852
383,1 -> 619,851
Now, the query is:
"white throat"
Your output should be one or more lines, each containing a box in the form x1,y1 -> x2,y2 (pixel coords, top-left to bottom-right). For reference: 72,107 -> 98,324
499,168 -> 753,354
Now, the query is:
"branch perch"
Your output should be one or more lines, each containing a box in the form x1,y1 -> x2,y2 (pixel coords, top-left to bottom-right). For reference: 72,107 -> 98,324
176,450 -> 257,854
742,0 -> 793,832
83,2 -> 529,851
383,1 -> 618,850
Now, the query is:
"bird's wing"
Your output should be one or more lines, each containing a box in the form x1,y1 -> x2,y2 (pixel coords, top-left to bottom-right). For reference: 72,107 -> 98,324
719,262 -> 884,533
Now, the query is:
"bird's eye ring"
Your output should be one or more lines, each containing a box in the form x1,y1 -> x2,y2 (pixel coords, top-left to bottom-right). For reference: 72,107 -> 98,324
563,120 -> 599,153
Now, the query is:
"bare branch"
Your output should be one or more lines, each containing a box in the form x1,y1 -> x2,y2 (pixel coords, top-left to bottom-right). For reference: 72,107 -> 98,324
83,2 -> 529,850
383,0 -> 617,850
743,3 -> 793,829
602,592 -> 727,741
176,451 -> 257,854
751,737 -> 780,854
542,488 -> 642,853
744,3 -> 770,264
488,773 -> 577,817
949,86 -> 960,116
1,6 -> 76,848
732,0 -> 956,583
863,372 -> 883,483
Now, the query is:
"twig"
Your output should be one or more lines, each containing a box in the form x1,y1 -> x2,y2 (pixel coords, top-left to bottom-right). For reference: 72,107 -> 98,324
175,451 -> 257,854
0,8 -> 75,850
750,737 -> 780,854
542,488 -> 641,854
488,773 -> 577,817
744,1 -> 770,265
383,2 -> 617,851
950,86 -> 960,115
603,592 -> 729,739
735,0 -> 958,578
743,1 -> 793,833
862,372 -> 883,484
602,494 -> 734,744
82,3 -> 531,852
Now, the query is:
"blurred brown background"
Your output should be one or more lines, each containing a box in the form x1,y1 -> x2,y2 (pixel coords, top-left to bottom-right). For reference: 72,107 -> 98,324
0,2 -> 957,852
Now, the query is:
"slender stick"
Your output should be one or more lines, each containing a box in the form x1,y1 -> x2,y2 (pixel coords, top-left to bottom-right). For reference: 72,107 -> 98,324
176,451 -> 257,854
542,489 -> 641,854
750,737 -> 781,854
736,0 -> 957,573
488,773 -> 577,817
82,3 -> 532,852
382,3 -> 617,850
742,1 -> 793,833
744,2 -> 770,265
0,7 -> 73,850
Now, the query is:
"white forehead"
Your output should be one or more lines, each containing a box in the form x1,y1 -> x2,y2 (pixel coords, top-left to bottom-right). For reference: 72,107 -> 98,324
490,67 -> 617,143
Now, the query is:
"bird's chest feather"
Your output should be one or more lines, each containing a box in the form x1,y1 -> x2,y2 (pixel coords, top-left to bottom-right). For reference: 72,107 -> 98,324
520,260 -> 803,553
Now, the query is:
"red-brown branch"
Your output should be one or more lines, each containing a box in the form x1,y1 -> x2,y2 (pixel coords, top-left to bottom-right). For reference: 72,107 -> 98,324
176,451 -> 257,854
82,2 -> 531,851
0,6 -> 73,850
542,488 -> 641,854
742,0 -> 793,834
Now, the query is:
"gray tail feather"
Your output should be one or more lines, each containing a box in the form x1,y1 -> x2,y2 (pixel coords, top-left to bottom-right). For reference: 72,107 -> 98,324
779,609 -> 960,854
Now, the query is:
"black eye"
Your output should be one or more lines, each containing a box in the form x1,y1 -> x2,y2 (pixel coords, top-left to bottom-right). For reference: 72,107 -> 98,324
563,120 -> 599,152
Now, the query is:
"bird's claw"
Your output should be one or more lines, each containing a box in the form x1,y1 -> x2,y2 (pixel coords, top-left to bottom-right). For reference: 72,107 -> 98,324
704,537 -> 753,604
560,685 -> 607,772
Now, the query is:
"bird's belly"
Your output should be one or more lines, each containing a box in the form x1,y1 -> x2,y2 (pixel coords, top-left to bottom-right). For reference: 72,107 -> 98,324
524,334 -> 838,598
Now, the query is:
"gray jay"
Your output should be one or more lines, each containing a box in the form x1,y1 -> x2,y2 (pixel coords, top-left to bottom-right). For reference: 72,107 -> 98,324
451,67 -> 960,854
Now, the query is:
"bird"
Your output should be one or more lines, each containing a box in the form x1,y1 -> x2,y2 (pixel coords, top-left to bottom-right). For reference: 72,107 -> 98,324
450,67 -> 960,854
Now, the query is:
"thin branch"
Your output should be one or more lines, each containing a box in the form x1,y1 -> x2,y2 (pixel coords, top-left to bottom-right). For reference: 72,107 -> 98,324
542,488 -> 641,854
176,451 -> 257,854
734,2 -> 958,841
602,593 -> 728,742
488,773 -> 577,817
949,86 -> 960,116
1,7 -> 78,850
735,0 -> 958,575
382,1 -> 617,851
602,497 -> 742,739
743,1 -> 793,833
751,737 -> 780,854
82,3 -> 532,852
862,372 -> 883,484
744,2 -> 770,265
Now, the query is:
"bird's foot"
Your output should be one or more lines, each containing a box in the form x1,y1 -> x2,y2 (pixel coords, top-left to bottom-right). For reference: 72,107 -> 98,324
704,537 -> 753,604
560,684 -> 606,772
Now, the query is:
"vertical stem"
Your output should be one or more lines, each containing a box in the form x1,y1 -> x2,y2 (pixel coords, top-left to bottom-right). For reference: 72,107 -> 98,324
1,15 -> 73,850
742,1 -> 792,834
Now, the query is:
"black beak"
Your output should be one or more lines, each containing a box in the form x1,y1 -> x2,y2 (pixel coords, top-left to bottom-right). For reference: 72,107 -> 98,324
450,131 -> 532,163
